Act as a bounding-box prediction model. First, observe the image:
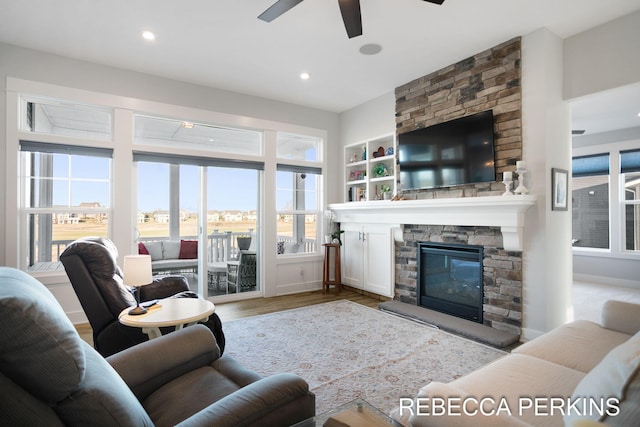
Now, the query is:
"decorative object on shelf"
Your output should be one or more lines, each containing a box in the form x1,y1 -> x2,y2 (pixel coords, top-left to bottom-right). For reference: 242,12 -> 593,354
551,168 -> 568,211
331,229 -> 345,245
502,171 -> 513,196
324,210 -> 336,243
386,146 -> 394,156
362,146 -> 366,160
514,160 -> 528,195
349,152 -> 358,163
372,146 -> 385,158
372,163 -> 388,177
380,184 -> 392,200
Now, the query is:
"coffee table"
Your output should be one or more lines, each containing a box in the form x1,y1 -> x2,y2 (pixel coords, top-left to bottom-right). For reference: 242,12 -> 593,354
118,298 -> 215,339
292,398 -> 403,427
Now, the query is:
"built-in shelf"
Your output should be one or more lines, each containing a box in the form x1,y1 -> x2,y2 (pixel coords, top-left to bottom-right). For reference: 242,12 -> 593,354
329,195 -> 536,251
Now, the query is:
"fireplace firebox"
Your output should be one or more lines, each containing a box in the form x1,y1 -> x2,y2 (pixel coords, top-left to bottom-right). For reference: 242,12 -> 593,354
418,242 -> 483,323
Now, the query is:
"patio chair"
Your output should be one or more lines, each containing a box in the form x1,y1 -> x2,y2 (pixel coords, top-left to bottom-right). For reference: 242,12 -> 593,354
227,250 -> 257,293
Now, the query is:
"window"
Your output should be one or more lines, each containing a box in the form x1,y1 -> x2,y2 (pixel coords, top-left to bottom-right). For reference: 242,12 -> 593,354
134,115 -> 262,156
20,142 -> 112,271
621,149 -> 640,251
572,154 -> 610,249
275,131 -> 323,256
22,97 -> 112,141
276,165 -> 321,255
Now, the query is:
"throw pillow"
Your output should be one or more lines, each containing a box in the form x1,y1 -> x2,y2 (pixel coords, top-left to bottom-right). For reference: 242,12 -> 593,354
162,240 -> 181,260
144,241 -> 163,261
138,242 -> 149,255
179,240 -> 198,259
565,331 -> 640,425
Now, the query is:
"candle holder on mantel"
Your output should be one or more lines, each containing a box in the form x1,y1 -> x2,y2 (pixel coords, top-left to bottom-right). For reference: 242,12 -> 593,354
514,161 -> 529,195
502,171 -> 514,196
502,179 -> 514,196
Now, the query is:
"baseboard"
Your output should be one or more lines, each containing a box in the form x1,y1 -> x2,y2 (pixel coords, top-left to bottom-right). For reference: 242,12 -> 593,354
573,273 -> 640,290
520,327 -> 545,342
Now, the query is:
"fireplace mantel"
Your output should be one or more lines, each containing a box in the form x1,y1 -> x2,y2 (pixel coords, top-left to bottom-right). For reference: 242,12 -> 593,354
329,195 -> 536,251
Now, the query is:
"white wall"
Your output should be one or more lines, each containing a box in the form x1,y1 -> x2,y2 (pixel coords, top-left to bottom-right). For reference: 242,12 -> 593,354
520,28 -> 573,339
563,10 -> 640,101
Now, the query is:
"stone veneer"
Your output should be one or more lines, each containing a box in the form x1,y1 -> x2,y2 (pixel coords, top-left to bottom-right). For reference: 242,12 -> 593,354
393,37 -> 523,334
396,225 -> 522,335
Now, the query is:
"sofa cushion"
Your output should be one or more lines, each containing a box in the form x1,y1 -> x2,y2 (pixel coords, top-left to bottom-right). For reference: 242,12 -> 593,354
145,241 -> 163,261
451,354 -> 584,427
163,240 -> 181,260
565,331 -> 640,425
179,239 -> 198,259
0,267 -> 86,404
513,320 -> 630,373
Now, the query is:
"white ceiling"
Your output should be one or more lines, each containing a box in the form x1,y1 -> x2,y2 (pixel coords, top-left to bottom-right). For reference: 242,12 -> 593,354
1,0 -> 639,133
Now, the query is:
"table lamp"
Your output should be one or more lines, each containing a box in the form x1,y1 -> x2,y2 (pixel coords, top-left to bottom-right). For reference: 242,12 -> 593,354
123,254 -> 153,315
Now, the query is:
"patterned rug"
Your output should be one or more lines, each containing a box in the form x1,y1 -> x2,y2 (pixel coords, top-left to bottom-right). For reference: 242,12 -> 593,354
222,300 -> 506,416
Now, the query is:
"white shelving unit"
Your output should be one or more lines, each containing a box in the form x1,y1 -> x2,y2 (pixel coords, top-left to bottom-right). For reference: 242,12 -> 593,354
344,134 -> 396,202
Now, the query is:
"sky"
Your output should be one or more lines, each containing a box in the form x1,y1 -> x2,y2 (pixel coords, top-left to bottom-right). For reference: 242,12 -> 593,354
47,154 -> 318,213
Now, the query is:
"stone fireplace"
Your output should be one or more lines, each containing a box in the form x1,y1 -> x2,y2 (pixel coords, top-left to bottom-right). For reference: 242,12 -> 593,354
418,242 -> 484,323
400,225 -> 522,335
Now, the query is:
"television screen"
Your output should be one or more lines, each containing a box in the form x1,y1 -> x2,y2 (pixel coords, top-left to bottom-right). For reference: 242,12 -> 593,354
398,110 -> 496,190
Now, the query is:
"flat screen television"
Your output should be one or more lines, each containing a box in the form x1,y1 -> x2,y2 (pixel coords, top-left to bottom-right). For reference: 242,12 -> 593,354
398,110 -> 496,190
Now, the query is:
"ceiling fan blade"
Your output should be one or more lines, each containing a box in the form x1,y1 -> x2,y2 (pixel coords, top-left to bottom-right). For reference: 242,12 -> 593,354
258,0 -> 305,22
338,0 -> 363,39
423,0 -> 445,4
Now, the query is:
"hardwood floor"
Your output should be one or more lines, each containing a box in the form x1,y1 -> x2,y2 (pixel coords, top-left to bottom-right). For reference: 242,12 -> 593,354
214,287 -> 386,321
75,287 -> 387,344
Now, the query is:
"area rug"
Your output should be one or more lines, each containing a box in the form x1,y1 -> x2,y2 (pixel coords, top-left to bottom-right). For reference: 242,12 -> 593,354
222,300 -> 506,416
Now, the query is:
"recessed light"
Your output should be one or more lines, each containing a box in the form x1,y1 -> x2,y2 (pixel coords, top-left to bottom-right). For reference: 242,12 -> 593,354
300,72 -> 310,80
359,43 -> 382,55
142,31 -> 156,41
181,121 -> 194,129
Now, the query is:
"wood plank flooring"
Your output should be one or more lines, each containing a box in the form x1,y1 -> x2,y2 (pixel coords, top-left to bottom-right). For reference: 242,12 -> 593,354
75,287 -> 388,345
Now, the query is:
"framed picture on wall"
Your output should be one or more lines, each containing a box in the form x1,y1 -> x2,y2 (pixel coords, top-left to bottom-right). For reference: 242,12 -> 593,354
551,168 -> 568,211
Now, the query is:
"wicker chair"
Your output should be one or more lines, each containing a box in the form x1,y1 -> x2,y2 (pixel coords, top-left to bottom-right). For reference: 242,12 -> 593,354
227,250 -> 257,292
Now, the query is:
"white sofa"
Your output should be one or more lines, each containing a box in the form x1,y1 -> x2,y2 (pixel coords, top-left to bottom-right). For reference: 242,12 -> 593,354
139,240 -> 198,273
398,300 -> 640,427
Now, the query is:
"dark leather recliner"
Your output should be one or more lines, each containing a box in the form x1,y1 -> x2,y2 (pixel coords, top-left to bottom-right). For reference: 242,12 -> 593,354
60,237 -> 224,357
0,266 -> 315,426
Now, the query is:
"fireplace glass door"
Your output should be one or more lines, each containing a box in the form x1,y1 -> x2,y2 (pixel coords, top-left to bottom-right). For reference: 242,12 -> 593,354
418,243 -> 483,322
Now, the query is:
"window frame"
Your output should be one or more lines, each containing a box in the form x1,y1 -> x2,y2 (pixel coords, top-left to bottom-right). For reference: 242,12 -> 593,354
18,141 -> 113,272
572,142 -> 640,260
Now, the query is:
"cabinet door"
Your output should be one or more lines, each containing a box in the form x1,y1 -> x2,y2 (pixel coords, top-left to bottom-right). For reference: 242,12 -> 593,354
342,228 -> 364,289
363,226 -> 394,297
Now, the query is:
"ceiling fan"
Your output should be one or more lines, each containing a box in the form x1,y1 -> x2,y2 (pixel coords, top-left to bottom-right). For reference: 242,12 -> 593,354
258,0 -> 445,39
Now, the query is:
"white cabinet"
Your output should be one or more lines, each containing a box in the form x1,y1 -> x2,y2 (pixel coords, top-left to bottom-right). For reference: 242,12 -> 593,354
344,134 -> 396,202
341,223 -> 395,298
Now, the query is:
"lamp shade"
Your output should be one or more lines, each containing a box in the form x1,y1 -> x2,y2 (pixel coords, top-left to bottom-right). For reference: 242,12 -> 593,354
123,255 -> 153,287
